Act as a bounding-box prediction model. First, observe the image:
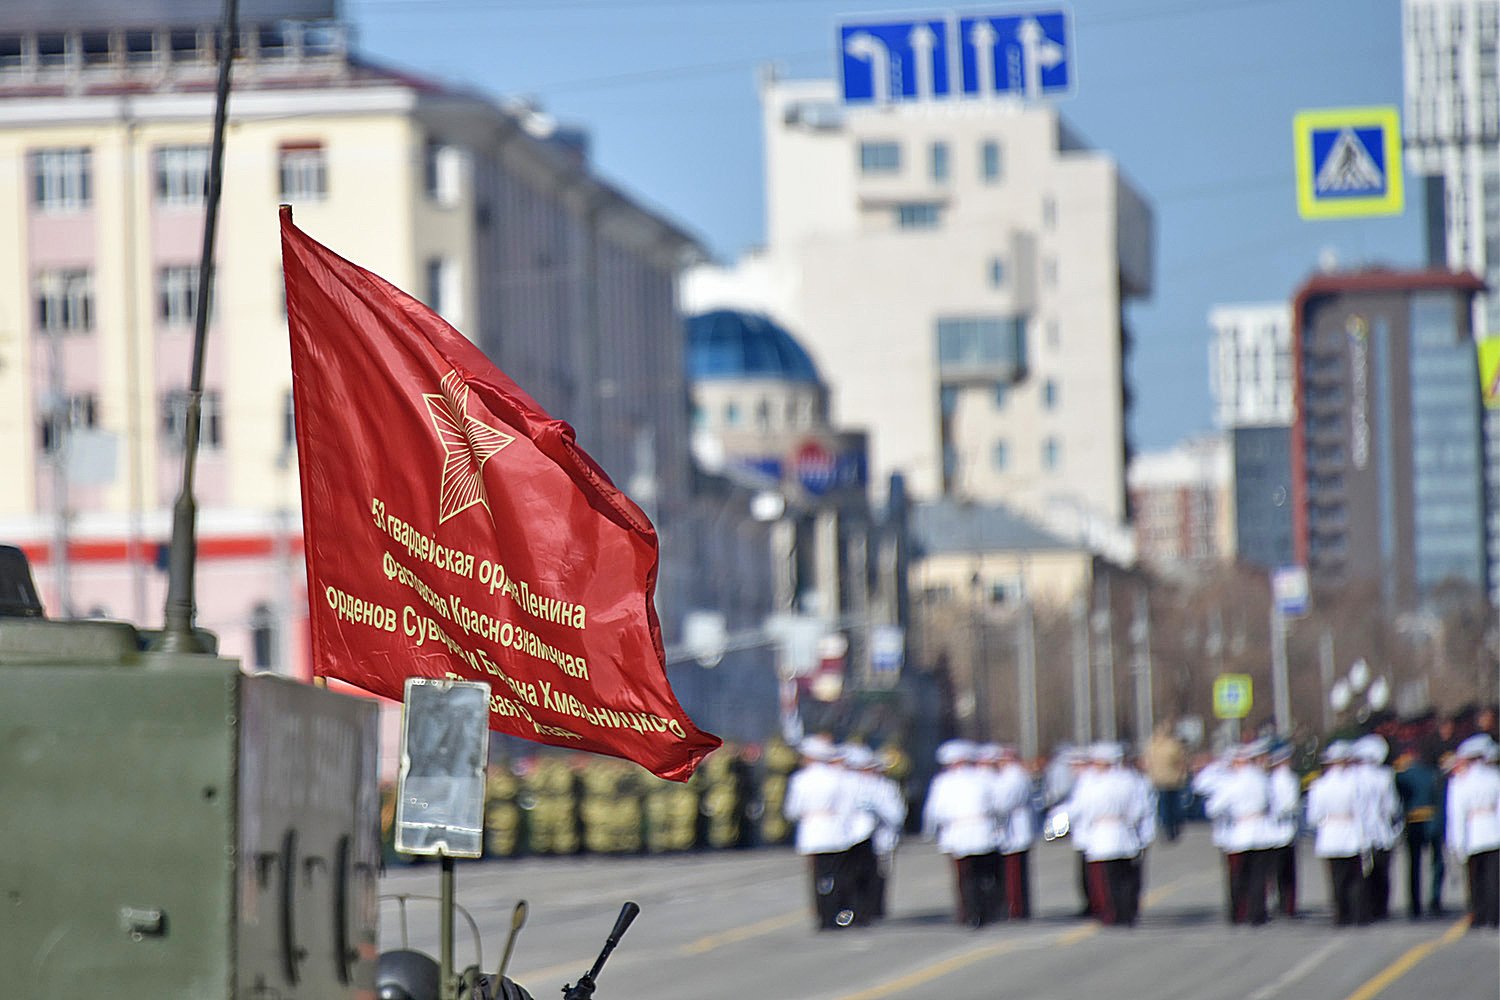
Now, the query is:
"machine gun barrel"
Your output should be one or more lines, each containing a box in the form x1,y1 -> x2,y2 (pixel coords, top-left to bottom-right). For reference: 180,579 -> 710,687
560,901 -> 639,1000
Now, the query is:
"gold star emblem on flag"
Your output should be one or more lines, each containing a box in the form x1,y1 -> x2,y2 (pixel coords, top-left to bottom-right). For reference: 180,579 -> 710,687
423,370 -> 515,524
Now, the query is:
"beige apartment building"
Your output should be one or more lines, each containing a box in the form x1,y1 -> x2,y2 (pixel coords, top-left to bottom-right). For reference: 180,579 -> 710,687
0,4 -> 701,681
687,73 -> 1154,546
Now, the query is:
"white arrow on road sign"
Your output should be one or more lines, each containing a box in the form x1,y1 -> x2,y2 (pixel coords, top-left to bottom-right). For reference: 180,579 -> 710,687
969,19 -> 998,97
909,22 -> 937,101
1017,17 -> 1063,98
845,31 -> 891,104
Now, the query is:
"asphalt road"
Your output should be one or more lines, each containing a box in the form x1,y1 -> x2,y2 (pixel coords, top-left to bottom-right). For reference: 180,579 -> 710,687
379,826 -> 1499,1000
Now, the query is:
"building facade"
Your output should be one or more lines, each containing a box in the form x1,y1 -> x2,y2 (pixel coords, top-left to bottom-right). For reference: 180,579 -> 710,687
680,308 -> 909,740
1404,0 -> 1500,333
685,73 -> 1153,548
0,2 -> 702,677
1292,269 -> 1491,608
1127,435 -> 1234,573
1208,302 -> 1295,570
1209,303 -> 1294,429
1230,425 -> 1296,572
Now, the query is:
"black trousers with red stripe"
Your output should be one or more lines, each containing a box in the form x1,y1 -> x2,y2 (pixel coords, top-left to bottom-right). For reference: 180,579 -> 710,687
1086,858 -> 1140,926
952,854 -> 990,927
1273,843 -> 1297,917
1226,850 -> 1271,925
1003,850 -> 1032,919
1467,849 -> 1500,928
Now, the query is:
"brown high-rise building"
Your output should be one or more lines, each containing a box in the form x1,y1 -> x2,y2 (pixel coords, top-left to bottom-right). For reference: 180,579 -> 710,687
1292,268 -> 1488,609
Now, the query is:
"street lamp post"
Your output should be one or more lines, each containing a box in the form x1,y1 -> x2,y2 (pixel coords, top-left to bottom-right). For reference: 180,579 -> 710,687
1091,575 -> 1116,743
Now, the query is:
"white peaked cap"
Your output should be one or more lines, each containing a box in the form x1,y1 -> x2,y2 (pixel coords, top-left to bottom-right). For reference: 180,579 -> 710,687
937,739 -> 976,766
843,744 -> 876,769
1090,742 -> 1124,765
800,736 -> 836,761
1457,734 -> 1497,760
1352,734 -> 1389,764
1322,740 -> 1351,764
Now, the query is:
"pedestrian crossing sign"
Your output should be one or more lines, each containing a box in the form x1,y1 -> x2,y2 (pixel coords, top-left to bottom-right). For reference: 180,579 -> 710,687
1212,674 -> 1253,720
1293,106 -> 1404,219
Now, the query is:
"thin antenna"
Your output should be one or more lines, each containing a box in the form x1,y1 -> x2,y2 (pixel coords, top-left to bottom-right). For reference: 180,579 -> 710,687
155,0 -> 238,652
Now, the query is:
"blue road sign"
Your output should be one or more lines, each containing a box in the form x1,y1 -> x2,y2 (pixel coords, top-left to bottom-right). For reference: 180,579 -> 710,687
959,10 -> 1071,99
839,8 -> 1072,105
1293,107 -> 1404,219
840,18 -> 952,104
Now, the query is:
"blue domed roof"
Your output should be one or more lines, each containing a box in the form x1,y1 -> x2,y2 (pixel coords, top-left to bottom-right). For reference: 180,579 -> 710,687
686,309 -> 823,384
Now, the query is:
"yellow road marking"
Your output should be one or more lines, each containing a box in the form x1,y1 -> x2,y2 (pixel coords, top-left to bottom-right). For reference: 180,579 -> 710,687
678,909 -> 805,955
832,924 -> 1098,1000
510,957 -> 593,987
829,865 -> 1206,1000
1342,916 -> 1472,1000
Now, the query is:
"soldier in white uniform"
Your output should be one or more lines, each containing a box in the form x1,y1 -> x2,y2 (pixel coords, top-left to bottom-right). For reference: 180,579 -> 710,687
783,736 -> 858,930
923,740 -> 1000,928
846,744 -> 906,923
1047,747 -> 1098,918
1192,748 -> 1235,922
1445,734 -> 1500,928
1067,743 -> 1152,926
1206,741 -> 1276,925
1266,743 -> 1302,918
1352,734 -> 1401,921
1306,741 -> 1368,926
974,744 -> 1012,921
994,745 -> 1038,919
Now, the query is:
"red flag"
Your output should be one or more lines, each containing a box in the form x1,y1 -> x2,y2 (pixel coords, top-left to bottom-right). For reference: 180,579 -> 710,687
280,206 -> 719,781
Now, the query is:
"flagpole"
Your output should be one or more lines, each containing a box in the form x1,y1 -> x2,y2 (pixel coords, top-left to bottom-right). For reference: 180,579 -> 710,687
155,0 -> 238,652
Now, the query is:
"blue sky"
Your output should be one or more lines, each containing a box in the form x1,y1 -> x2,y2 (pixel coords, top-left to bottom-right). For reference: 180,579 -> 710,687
347,0 -> 1421,451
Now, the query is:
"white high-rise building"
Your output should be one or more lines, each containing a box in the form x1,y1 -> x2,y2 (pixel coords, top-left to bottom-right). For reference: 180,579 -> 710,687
686,74 -> 1153,542
1404,0 -> 1500,332
1207,303 -> 1293,429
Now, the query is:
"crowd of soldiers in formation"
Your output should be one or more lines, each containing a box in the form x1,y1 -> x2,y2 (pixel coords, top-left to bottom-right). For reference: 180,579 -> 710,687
781,725 -> 1500,933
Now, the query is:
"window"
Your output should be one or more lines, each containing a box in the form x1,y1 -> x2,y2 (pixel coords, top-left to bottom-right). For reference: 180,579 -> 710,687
993,440 -> 1008,471
425,257 -> 461,324
124,31 -> 156,65
35,269 -> 94,334
155,145 -> 209,205
993,384 -> 1008,408
1044,258 -> 1058,286
31,148 -> 92,211
1042,437 -> 1060,470
158,265 -> 199,327
161,389 -> 223,451
37,33 -> 66,69
930,141 -> 949,183
279,142 -> 327,201
936,315 -> 1028,381
1042,378 -> 1058,409
38,392 -> 99,454
1042,195 -> 1057,228
82,32 -> 113,67
251,603 -> 275,670
724,401 -> 740,426
988,257 -> 1005,288
981,140 -> 1002,182
425,142 -> 462,205
859,140 -> 901,174
896,203 -> 942,229
169,29 -> 202,63
0,36 -> 23,70
282,389 -> 297,450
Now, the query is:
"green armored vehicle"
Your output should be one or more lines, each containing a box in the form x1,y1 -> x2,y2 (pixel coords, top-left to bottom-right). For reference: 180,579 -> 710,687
0,545 -> 382,999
